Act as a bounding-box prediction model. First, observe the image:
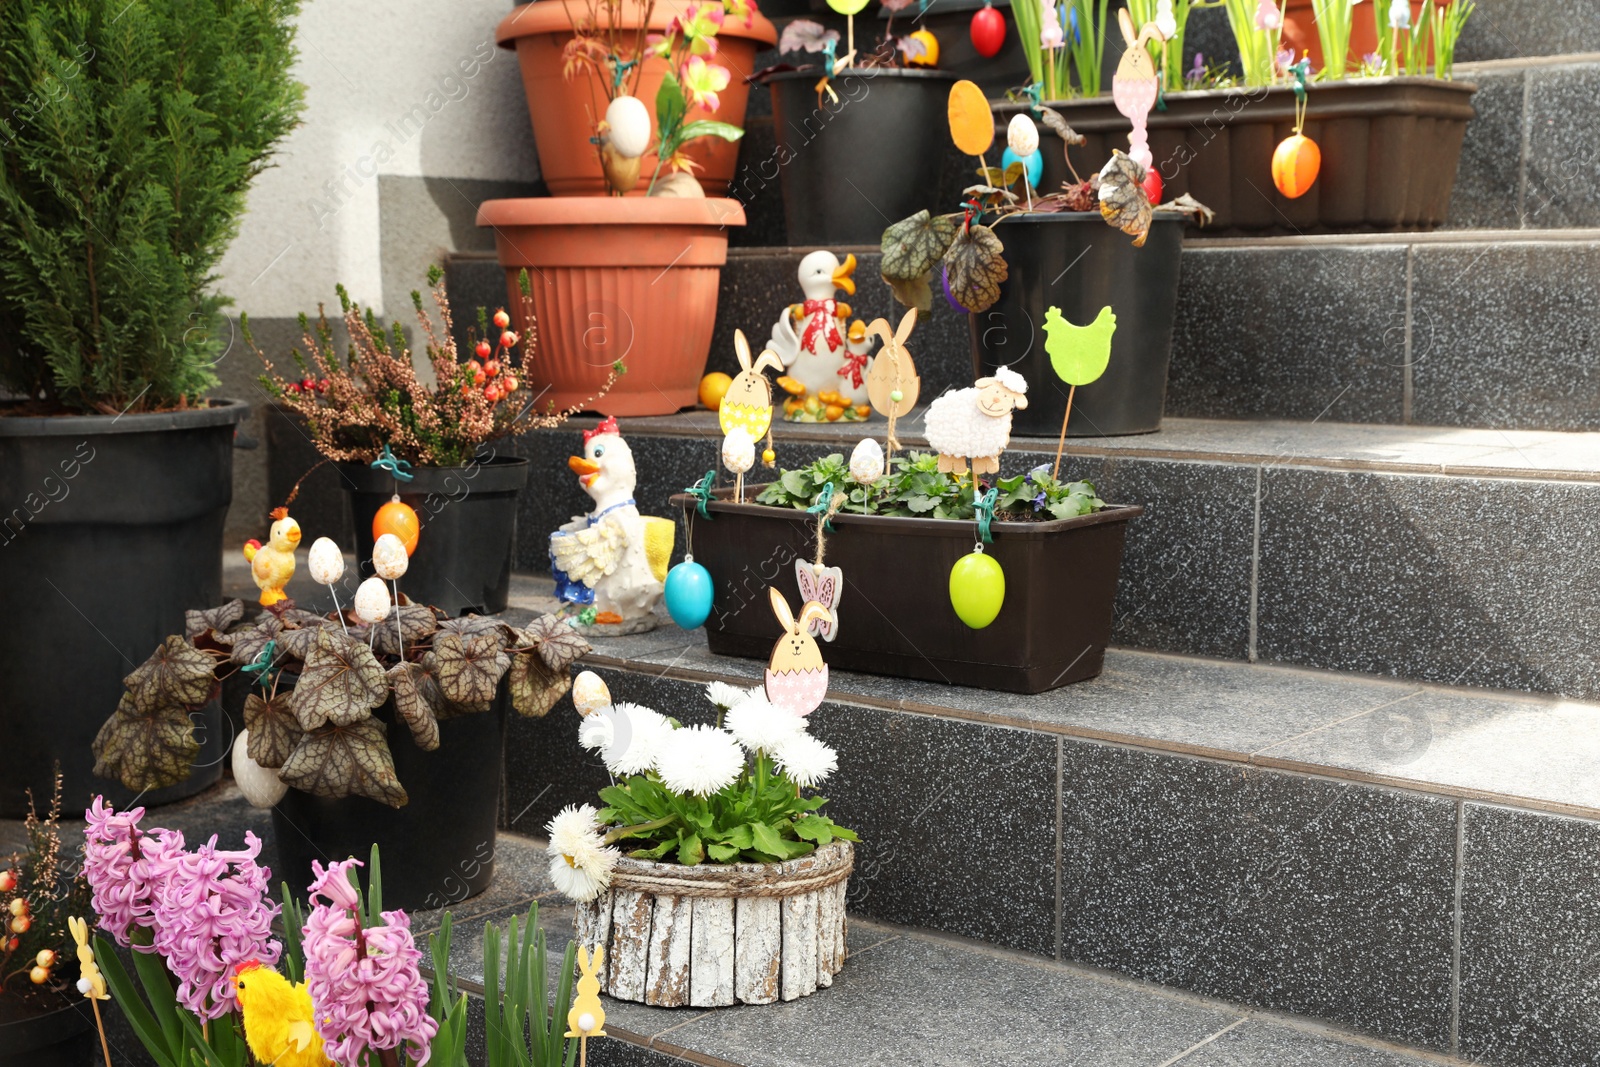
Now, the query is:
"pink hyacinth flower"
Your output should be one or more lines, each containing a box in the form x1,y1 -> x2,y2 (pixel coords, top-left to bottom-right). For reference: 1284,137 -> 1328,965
150,832 -> 282,1019
82,797 -> 187,948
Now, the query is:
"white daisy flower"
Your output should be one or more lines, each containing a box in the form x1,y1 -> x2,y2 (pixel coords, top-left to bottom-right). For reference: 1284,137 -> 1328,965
655,725 -> 746,797
772,732 -> 838,788
706,680 -> 762,712
724,693 -> 806,755
578,702 -> 672,776
545,804 -> 620,902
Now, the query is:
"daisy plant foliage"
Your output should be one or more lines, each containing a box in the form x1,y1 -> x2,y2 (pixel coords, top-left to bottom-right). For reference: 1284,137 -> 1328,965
546,678 -> 857,896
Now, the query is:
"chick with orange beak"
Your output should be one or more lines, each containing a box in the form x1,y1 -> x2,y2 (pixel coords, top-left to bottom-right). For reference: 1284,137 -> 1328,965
766,251 -> 874,409
550,418 -> 675,632
242,507 -> 302,606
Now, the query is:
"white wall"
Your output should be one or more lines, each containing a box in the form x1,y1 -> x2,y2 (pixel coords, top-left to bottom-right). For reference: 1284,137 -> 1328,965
217,0 -> 537,320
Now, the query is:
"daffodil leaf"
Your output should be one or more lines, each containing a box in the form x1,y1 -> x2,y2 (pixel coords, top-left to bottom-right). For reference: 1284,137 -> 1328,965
230,616 -> 284,666
881,210 -> 959,282
92,695 -> 200,791
244,691 -> 302,769
388,662 -> 442,751
371,605 -> 440,658
943,223 -> 1008,314
279,716 -> 408,808
124,635 -> 218,710
185,600 -> 245,642
289,629 -> 388,730
426,632 -> 510,714
521,613 -> 591,673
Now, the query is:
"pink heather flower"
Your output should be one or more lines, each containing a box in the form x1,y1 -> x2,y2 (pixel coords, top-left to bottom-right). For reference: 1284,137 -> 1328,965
303,859 -> 438,1067
151,832 -> 282,1019
82,797 -> 187,948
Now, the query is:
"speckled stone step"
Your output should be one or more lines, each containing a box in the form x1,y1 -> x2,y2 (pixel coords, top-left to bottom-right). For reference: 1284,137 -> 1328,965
497,413 -> 1600,702
501,627 -> 1600,1065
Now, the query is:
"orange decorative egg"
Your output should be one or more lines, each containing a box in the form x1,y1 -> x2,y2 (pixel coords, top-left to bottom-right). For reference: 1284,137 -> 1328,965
373,499 -> 420,555
1272,134 -> 1321,199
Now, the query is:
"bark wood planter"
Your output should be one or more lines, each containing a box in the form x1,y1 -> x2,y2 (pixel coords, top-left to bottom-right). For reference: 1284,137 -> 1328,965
496,1 -> 776,198
763,67 -> 958,246
994,77 -> 1477,234
340,455 -> 530,617
672,490 -> 1143,693
0,400 -> 245,817
272,684 -> 507,912
971,212 -> 1185,437
478,197 -> 744,417
574,841 -> 853,1006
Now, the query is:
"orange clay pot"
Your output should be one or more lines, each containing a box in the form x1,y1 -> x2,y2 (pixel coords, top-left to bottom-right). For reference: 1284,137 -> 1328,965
476,197 -> 745,416
1281,0 -> 1435,75
497,1 -> 776,198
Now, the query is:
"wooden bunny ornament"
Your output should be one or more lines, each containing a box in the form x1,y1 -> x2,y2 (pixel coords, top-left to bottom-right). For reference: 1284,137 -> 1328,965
1112,7 -> 1161,170
566,945 -> 607,1039
763,587 -> 833,718
720,329 -> 785,451
865,307 -> 921,461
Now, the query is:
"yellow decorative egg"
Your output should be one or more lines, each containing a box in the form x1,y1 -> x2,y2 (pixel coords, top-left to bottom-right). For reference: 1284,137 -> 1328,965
907,29 -> 940,67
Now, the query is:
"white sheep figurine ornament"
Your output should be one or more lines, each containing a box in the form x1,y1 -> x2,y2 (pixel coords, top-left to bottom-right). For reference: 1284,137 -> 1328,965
924,367 -> 1029,476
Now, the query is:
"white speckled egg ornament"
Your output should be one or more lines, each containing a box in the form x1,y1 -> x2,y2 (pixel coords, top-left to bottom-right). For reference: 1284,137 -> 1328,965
1007,113 -> 1039,158
308,536 -> 345,585
606,96 -> 652,159
573,671 -> 613,716
848,438 -> 885,484
354,576 -> 391,624
722,428 -> 756,475
372,533 -> 409,580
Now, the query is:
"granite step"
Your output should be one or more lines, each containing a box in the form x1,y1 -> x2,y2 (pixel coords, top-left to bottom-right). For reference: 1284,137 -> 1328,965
499,413 -> 1600,702
501,618 -> 1600,1064
446,218 -> 1600,435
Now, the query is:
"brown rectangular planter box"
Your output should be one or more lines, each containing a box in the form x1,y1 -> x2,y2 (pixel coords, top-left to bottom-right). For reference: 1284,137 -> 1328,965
672,489 -> 1142,694
994,76 -> 1477,235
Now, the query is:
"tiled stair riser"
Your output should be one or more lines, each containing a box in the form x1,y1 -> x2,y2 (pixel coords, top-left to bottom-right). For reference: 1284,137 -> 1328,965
504,663 -> 1600,1062
501,424 -> 1600,701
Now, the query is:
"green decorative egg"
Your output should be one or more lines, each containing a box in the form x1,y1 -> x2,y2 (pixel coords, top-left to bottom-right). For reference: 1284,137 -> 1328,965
949,551 -> 1004,629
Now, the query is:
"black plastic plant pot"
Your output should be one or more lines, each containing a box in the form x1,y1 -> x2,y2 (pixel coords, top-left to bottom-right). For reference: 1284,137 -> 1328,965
672,490 -> 1142,694
0,996 -> 97,1067
341,455 -> 530,617
764,67 -> 958,247
878,0 -> 1030,96
970,212 -> 1184,437
0,400 -> 246,818
271,686 -> 507,911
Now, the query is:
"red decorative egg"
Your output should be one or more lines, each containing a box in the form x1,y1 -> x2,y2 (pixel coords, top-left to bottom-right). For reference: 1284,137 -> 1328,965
1272,133 -> 1321,199
970,4 -> 1006,58
1140,166 -> 1162,205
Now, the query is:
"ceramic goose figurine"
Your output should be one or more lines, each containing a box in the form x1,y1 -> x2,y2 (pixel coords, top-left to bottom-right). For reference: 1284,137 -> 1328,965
766,251 -> 867,406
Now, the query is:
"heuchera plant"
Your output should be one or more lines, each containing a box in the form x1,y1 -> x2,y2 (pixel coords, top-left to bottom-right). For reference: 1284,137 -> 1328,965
91,601 -> 590,808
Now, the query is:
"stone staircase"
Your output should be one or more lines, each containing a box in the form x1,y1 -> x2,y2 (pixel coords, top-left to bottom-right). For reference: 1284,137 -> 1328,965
186,3 -> 1600,1065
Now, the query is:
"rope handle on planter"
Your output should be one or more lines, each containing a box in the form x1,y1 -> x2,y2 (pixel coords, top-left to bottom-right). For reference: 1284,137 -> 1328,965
606,846 -> 854,898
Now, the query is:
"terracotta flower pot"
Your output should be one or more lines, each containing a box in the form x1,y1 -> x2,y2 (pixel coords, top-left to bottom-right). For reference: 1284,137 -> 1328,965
477,196 -> 745,416
496,0 -> 777,198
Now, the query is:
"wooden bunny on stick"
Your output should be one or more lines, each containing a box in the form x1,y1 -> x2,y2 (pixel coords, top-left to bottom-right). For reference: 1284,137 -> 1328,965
1112,8 -> 1162,171
764,587 -> 833,718
865,308 -> 920,463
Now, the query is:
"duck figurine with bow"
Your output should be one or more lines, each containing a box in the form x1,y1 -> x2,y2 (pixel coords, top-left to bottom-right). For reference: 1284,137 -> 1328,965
767,251 -> 873,415
550,417 -> 675,633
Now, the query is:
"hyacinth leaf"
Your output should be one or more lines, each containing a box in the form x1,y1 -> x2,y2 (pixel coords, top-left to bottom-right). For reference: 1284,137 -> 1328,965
428,632 -> 511,714
243,691 -> 303,769
943,223 -> 1008,314
507,650 -> 570,719
185,600 -> 245,643
522,613 -> 591,672
1098,150 -> 1153,247
229,616 -> 284,666
289,629 -> 388,731
388,662 -> 442,751
372,604 -> 439,657
92,694 -> 200,791
124,635 -> 218,710
880,210 -> 959,282
280,716 -> 408,807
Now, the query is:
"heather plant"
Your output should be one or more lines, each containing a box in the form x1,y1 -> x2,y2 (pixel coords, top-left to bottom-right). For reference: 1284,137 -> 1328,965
251,267 -> 624,467
0,0 -> 303,414
0,772 -> 89,1001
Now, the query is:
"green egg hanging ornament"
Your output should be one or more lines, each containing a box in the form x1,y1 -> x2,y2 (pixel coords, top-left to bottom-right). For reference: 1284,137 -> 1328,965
949,544 -> 1004,629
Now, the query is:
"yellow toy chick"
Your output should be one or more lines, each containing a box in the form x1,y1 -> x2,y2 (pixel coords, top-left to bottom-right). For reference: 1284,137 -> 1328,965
243,507 -> 302,606
233,961 -> 333,1067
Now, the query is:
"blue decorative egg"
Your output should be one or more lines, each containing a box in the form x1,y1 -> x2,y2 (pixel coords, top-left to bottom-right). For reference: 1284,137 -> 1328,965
1001,146 -> 1044,189
664,558 -> 714,630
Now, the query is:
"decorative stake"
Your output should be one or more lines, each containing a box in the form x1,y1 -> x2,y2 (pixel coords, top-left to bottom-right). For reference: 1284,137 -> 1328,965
307,536 -> 350,635
372,532 -> 409,658
1111,9 -> 1162,172
1041,305 -> 1117,478
354,576 -> 391,647
825,0 -> 870,70
1007,114 -> 1040,211
721,329 -> 783,463
864,309 -> 920,464
68,917 -> 113,1067
566,945 -> 609,1067
925,367 -> 1028,478
722,427 -> 755,504
764,588 -> 833,718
